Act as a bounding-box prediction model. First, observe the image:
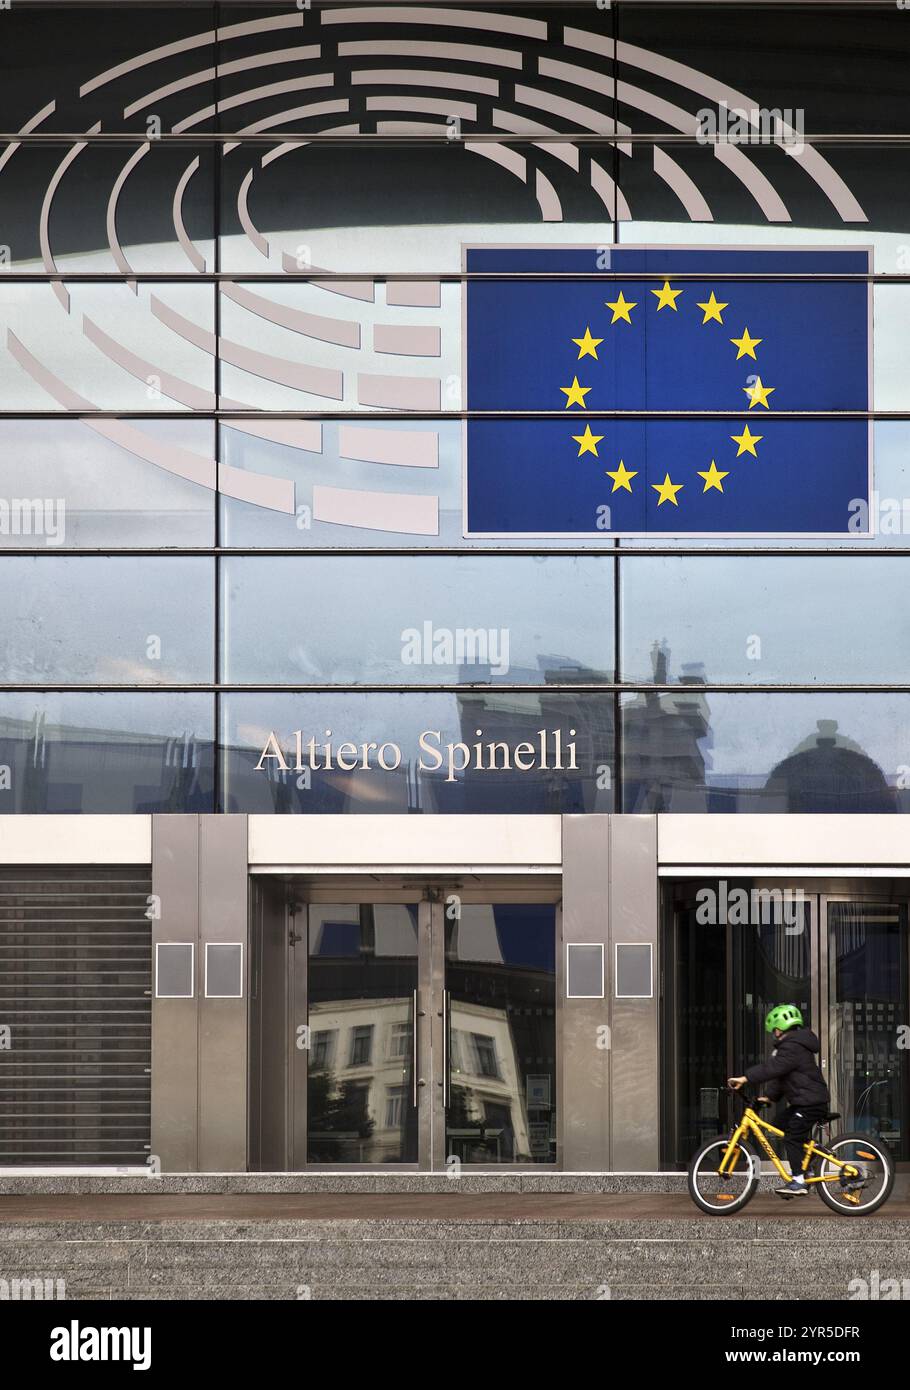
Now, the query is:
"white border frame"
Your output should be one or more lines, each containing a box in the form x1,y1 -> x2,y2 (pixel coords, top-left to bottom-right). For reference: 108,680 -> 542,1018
565,941 -> 605,998
154,941 -> 195,1000
614,941 -> 653,999
461,241 -> 874,540
204,941 -> 244,1000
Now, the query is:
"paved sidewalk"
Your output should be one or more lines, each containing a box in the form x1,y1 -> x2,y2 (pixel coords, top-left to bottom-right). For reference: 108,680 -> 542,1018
1,1191 -> 908,1221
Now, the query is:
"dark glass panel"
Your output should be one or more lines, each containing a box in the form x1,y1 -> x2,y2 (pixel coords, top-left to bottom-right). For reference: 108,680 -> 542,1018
221,691 -> 614,814
0,693 -> 214,813
622,692 -> 910,813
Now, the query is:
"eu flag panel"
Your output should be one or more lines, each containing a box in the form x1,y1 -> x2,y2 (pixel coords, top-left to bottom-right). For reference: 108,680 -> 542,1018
465,248 -> 871,536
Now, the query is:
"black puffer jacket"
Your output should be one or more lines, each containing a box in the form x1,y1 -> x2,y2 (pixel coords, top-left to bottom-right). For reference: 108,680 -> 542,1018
745,1027 -> 829,1108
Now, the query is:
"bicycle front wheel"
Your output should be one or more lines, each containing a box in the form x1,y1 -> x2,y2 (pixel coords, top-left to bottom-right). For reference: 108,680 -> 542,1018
816,1132 -> 894,1216
688,1135 -> 760,1214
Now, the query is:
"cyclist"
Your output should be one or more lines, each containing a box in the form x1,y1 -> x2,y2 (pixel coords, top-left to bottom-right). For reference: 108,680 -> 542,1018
727,1004 -> 829,1199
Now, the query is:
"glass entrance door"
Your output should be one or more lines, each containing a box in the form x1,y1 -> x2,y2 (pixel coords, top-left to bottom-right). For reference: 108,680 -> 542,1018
664,881 -> 910,1168
305,903 -> 420,1165
822,898 -> 910,1160
274,888 -> 561,1170
441,902 -> 558,1166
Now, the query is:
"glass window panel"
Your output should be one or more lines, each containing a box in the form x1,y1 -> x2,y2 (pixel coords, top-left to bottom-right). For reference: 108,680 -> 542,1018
618,142 -> 910,275
0,283 -> 215,411
221,555 -> 612,684
0,556 -> 213,684
218,421 -> 619,550
0,143 -> 215,276
219,136 -> 611,277
620,556 -> 910,685
221,691 -> 614,814
0,5 -> 216,135
621,692 -> 910,814
0,420 -> 215,548
217,276 -> 461,412
617,4 -> 910,135
0,692 -> 214,813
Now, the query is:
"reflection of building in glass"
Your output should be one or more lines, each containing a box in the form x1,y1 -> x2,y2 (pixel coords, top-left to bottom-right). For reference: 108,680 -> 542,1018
0,714 -> 208,813
445,904 -> 556,1165
307,997 -> 413,1164
622,642 -> 711,812
448,1001 -> 532,1163
762,719 -> 897,813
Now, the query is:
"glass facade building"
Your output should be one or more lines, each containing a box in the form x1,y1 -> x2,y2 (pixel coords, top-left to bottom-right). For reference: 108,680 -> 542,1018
1,0 -> 909,1176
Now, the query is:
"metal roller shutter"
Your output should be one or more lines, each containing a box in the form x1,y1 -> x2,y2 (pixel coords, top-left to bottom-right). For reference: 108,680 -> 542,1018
0,868 -> 152,1165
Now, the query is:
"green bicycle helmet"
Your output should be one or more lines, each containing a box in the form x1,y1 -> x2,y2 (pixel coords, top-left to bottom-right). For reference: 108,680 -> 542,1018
765,1003 -> 804,1034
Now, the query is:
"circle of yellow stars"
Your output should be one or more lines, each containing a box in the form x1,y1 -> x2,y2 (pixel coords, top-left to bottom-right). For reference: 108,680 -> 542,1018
562,282 -> 773,507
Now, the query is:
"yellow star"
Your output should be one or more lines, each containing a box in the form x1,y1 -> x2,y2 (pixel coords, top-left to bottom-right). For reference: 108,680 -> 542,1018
731,424 -> 763,457
697,460 -> 729,492
652,473 -> 683,507
696,291 -> 728,324
572,327 -> 603,360
560,376 -> 591,409
606,458 -> 637,492
730,327 -> 762,360
744,376 -> 775,409
605,291 -> 637,324
651,280 -> 683,311
572,424 -> 604,457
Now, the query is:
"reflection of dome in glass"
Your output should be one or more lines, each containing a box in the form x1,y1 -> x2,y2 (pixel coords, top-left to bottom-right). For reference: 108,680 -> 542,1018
763,719 -> 897,813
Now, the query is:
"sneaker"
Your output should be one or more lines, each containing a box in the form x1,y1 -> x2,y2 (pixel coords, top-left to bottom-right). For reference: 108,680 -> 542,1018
775,1178 -> 809,1198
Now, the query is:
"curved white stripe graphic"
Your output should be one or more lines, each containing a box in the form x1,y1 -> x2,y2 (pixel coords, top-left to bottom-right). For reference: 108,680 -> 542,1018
173,156 -> 207,272
40,125 -> 102,312
0,100 -> 56,175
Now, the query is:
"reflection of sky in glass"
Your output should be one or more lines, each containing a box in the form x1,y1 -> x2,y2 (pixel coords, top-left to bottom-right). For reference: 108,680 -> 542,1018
620,555 -> 910,684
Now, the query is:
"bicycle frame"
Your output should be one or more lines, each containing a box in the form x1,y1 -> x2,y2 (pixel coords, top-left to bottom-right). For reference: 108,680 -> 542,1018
719,1104 -> 864,1200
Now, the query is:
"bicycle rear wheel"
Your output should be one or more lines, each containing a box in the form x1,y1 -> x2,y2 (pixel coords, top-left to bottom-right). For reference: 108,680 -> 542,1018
688,1135 -> 760,1214
816,1132 -> 894,1215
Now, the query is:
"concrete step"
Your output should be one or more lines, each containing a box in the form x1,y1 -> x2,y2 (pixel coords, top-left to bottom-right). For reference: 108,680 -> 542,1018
1,1216 -> 909,1299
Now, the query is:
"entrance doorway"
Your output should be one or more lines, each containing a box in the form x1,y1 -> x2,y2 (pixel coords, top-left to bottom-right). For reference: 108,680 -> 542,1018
249,879 -> 560,1171
662,880 -> 910,1168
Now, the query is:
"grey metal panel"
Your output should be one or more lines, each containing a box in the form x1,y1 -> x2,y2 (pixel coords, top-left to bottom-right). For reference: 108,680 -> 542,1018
609,816 -> 659,1173
560,815 -> 610,1172
198,815 -> 249,1173
151,815 -> 199,1173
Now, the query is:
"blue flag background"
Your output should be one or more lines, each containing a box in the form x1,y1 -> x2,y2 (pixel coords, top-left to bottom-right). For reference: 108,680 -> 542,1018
464,247 -> 871,536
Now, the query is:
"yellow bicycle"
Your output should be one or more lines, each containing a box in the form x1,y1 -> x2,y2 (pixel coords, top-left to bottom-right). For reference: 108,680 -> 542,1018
688,1087 -> 894,1215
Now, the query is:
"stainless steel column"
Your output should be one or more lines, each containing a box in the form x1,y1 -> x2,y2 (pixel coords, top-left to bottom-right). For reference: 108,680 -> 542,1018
151,814 -> 250,1173
198,814 -> 249,1172
560,814 -> 611,1170
150,815 -> 199,1172
608,815 -> 659,1172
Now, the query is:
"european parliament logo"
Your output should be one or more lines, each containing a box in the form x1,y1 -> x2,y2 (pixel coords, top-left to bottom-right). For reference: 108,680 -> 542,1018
464,247 -> 871,537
